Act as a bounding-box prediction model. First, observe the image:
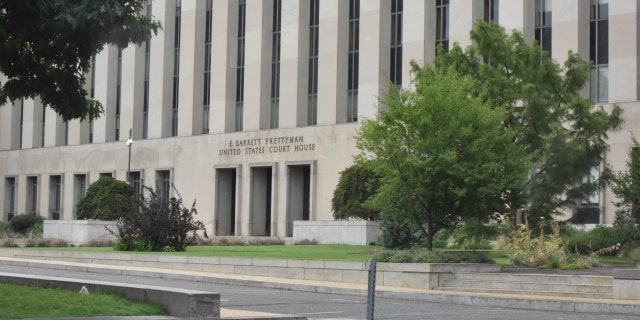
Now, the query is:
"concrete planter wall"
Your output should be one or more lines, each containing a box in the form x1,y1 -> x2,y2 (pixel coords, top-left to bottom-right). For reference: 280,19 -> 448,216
43,220 -> 116,245
293,220 -> 381,245
0,250 -> 500,290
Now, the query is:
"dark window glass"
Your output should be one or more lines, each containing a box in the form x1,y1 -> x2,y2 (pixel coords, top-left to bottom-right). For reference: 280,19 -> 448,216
271,0 -> 281,128
235,0 -> 246,131
590,0 -> 608,103
535,0 -> 552,57
390,0 -> 403,86
436,0 -> 449,53
308,0 -> 319,125
171,0 -> 181,136
203,0 -> 212,134
347,0 -> 360,123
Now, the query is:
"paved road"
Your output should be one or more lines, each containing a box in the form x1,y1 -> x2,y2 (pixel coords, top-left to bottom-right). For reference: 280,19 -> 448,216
0,264 -> 637,320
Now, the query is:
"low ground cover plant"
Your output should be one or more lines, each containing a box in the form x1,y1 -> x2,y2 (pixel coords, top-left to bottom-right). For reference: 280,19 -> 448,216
372,249 -> 492,263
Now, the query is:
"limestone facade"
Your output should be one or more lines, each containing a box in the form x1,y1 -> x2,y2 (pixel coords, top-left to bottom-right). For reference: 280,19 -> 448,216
1,0 -> 638,235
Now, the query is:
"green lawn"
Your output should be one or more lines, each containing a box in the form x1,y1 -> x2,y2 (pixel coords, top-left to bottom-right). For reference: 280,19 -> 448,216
0,282 -> 166,319
15,245 -> 637,266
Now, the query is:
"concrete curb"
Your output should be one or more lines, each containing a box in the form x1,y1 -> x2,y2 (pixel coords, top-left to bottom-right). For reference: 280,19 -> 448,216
1,257 -> 640,316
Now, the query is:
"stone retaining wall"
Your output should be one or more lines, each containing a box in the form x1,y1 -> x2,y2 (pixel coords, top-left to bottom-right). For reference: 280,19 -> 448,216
0,249 -> 501,290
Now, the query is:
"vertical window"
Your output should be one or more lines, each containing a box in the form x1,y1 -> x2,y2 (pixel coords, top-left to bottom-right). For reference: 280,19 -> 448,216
235,0 -> 246,131
172,0 -> 182,136
4,177 -> 16,221
41,106 -> 45,147
535,0 -> 552,57
26,176 -> 38,215
49,175 -> 62,220
347,0 -> 360,123
308,0 -> 319,126
73,174 -> 86,216
143,2 -> 151,139
64,121 -> 68,145
203,0 -> 213,134
590,0 -> 608,103
19,99 -> 24,149
483,0 -> 499,23
116,47 -> 122,141
89,55 -> 95,143
156,170 -> 172,203
436,0 -> 449,53
128,171 -> 142,199
270,0 -> 282,129
582,164 -> 601,205
390,0 -> 403,87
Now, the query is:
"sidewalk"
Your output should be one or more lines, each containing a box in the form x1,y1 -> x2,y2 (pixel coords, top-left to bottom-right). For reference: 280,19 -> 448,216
1,255 -> 640,318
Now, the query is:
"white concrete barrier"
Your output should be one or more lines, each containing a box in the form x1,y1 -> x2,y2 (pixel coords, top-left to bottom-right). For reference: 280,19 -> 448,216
43,220 -> 116,245
292,220 -> 381,245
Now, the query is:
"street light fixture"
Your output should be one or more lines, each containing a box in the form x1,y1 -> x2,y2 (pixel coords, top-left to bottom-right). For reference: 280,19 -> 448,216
126,128 -> 133,184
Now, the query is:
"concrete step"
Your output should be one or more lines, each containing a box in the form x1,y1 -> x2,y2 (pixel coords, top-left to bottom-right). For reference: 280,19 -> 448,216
439,279 -> 612,294
436,286 -> 614,299
444,272 -> 612,286
437,273 -> 613,299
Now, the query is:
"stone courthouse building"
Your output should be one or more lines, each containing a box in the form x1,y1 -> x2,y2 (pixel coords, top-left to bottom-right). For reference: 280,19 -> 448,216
0,0 -> 636,236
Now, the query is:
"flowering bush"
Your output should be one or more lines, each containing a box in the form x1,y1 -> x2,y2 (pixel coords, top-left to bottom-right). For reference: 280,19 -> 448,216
506,216 -> 597,269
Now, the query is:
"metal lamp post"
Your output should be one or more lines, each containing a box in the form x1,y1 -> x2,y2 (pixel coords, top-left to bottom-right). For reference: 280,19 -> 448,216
126,128 -> 133,184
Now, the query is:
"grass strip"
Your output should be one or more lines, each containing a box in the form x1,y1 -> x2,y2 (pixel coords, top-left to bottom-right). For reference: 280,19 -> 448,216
0,282 -> 166,319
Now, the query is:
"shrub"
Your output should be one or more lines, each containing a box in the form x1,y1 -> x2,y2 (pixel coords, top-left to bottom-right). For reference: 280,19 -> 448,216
1,239 -> 17,247
448,219 -> 503,250
35,238 -> 68,247
26,221 -> 43,238
619,242 -> 640,261
9,214 -> 43,234
110,185 -> 207,252
377,210 -> 422,249
0,221 -> 11,236
507,219 -> 569,268
565,224 -> 640,255
331,163 -> 381,221
507,219 -> 597,269
76,177 -> 134,220
372,250 -> 492,263
432,229 -> 450,249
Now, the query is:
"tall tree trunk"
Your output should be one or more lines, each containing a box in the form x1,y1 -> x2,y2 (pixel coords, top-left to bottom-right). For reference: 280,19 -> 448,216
425,210 -> 434,251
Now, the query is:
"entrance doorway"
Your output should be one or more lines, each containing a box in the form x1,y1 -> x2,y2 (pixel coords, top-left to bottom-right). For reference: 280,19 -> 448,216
250,166 -> 273,236
287,164 -> 311,237
215,168 -> 237,236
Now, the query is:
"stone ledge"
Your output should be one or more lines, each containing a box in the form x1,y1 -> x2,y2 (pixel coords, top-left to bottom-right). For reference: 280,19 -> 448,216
613,269 -> 640,280
0,272 -> 220,319
613,268 -> 640,299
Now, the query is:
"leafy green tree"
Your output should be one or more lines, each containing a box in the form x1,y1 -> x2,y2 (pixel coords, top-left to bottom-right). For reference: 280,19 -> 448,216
0,1 -> 161,121
357,67 -> 529,250
331,163 -> 381,221
76,177 -> 134,220
611,138 -> 640,224
435,21 -> 623,229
